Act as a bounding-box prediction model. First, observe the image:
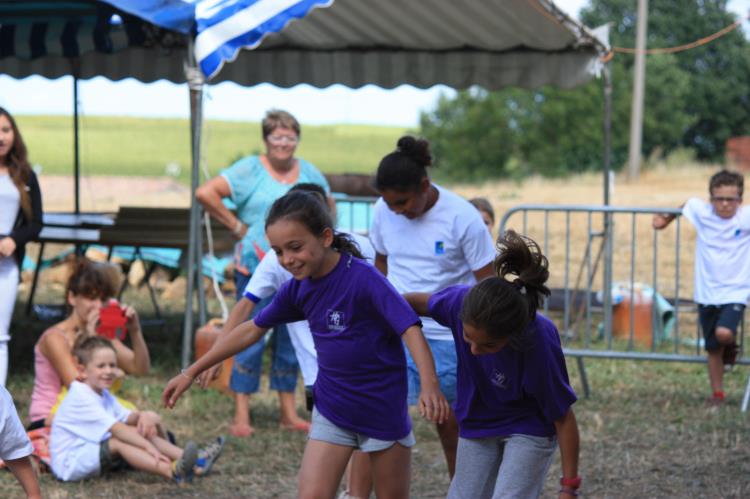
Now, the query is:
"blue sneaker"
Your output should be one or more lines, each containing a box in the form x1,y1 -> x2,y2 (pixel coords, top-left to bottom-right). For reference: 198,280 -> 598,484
194,436 -> 226,477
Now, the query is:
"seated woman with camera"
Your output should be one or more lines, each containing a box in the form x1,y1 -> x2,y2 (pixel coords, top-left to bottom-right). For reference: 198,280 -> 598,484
28,258 -> 150,429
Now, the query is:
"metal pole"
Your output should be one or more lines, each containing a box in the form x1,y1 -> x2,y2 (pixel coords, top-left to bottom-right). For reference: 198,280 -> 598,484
627,0 -> 648,180
73,75 -> 80,215
182,41 -> 205,368
603,63 -> 612,207
602,62 -> 614,341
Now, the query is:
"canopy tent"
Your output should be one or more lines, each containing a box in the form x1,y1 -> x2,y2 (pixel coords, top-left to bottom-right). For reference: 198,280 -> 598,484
1,0 -> 610,366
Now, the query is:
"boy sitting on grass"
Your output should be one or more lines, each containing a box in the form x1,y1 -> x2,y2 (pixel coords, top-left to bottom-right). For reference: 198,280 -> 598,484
653,169 -> 750,405
50,336 -> 224,482
1,384 -> 42,498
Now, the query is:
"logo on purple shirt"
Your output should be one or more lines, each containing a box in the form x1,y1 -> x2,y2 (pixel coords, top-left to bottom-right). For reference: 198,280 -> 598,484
326,309 -> 346,331
491,369 -> 507,389
435,241 -> 445,255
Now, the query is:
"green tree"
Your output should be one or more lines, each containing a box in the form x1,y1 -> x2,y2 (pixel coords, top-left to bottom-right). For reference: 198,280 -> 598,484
419,0 -> 750,179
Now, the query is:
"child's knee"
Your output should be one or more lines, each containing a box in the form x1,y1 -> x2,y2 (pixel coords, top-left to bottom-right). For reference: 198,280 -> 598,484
715,327 -> 734,344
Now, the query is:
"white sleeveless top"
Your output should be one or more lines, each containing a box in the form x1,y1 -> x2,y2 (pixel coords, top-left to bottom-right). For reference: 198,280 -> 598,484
0,174 -> 20,235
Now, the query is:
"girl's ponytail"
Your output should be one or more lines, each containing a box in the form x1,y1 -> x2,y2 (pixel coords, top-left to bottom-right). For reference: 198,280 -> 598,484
461,230 -> 550,349
494,230 -> 550,319
332,232 -> 364,259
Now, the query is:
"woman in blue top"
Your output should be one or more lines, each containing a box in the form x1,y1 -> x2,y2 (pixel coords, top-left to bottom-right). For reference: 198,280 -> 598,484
164,191 -> 449,498
196,109 -> 329,436
404,231 -> 581,499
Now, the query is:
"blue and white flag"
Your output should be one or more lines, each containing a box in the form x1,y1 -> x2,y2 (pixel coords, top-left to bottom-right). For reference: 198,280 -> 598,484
103,0 -> 333,79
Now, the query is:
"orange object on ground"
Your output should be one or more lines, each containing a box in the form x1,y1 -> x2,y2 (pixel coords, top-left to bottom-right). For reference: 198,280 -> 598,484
612,289 -> 654,346
195,318 -> 234,395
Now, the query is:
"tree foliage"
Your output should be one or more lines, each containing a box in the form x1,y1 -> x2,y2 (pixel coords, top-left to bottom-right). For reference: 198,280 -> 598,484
419,0 -> 750,180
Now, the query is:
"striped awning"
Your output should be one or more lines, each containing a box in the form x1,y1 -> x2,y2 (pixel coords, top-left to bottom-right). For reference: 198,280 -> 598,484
0,0 -> 608,90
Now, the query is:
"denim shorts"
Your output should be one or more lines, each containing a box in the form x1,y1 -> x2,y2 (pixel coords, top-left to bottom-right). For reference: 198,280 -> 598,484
309,407 -> 415,452
229,272 -> 299,394
699,303 -> 745,351
405,338 -> 457,405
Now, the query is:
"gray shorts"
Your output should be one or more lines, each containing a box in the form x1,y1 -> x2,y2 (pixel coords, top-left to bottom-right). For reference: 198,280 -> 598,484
99,439 -> 128,474
448,434 -> 557,499
309,407 -> 416,453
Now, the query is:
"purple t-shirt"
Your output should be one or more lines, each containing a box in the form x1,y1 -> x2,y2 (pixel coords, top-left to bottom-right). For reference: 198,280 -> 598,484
254,253 -> 420,440
428,285 -> 577,438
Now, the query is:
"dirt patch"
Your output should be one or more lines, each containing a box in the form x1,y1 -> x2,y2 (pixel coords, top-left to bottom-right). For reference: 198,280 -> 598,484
40,175 -> 191,212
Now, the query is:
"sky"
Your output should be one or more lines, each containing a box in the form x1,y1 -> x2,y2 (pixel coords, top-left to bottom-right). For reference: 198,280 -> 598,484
0,0 -> 747,127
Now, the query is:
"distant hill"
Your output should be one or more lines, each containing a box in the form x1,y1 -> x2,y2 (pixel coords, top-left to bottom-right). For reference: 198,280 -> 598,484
15,115 -> 409,182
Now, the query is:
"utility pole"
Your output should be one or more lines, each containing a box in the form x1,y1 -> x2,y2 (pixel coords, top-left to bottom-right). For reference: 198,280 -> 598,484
627,0 -> 648,180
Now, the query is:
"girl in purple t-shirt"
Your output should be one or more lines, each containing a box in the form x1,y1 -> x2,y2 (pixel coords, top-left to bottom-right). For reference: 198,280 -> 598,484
404,231 -> 581,499
163,190 -> 449,499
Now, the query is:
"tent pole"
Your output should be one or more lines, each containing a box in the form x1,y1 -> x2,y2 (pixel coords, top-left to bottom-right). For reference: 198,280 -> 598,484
182,40 -> 205,368
603,63 -> 612,206
73,74 -> 80,215
601,62 -> 614,342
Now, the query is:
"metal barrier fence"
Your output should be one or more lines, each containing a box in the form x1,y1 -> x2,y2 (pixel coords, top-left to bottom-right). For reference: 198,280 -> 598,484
499,204 -> 750,411
334,195 -> 378,235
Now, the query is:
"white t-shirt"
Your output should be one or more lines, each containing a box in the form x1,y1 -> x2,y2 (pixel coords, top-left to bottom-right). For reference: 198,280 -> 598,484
0,174 -> 20,235
0,385 -> 33,461
682,197 -> 750,305
50,381 -> 131,482
243,232 -> 375,386
369,184 -> 496,340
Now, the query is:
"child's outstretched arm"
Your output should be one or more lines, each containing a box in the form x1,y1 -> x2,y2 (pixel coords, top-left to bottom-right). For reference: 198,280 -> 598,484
196,296 -> 257,388
5,456 -> 42,499
402,292 -> 433,317
162,320 -> 269,408
652,203 -> 684,230
402,325 -> 450,424
554,408 -> 581,499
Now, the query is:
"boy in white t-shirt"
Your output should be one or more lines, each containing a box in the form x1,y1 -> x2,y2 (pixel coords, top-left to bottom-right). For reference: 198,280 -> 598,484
51,336 -> 223,483
653,170 -> 750,405
1,384 -> 42,498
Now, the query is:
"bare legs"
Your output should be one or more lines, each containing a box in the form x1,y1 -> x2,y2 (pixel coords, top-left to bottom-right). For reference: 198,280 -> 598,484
232,390 -> 309,436
108,434 -> 184,479
299,440 -> 410,499
346,410 -> 457,498
708,326 -> 735,396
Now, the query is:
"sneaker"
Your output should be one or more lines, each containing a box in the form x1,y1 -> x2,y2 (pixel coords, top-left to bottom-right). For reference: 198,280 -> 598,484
194,436 -> 226,477
173,441 -> 198,484
722,342 -> 739,366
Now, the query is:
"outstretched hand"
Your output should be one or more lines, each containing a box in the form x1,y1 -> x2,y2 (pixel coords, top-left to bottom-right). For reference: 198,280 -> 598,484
162,371 -> 195,409
418,387 -> 450,424
196,363 -> 222,389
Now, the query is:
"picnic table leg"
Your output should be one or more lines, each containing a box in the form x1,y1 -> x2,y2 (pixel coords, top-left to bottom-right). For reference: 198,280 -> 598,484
25,242 -> 45,316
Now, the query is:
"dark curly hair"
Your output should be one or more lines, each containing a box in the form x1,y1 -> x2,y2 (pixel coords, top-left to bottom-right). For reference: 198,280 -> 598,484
460,231 -> 550,350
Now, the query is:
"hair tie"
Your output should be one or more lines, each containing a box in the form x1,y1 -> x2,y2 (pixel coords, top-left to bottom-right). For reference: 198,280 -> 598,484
513,278 -> 526,295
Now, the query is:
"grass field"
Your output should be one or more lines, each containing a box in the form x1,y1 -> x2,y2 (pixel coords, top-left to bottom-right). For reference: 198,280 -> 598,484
5,162 -> 750,497
3,291 -> 750,498
15,115 -> 409,181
